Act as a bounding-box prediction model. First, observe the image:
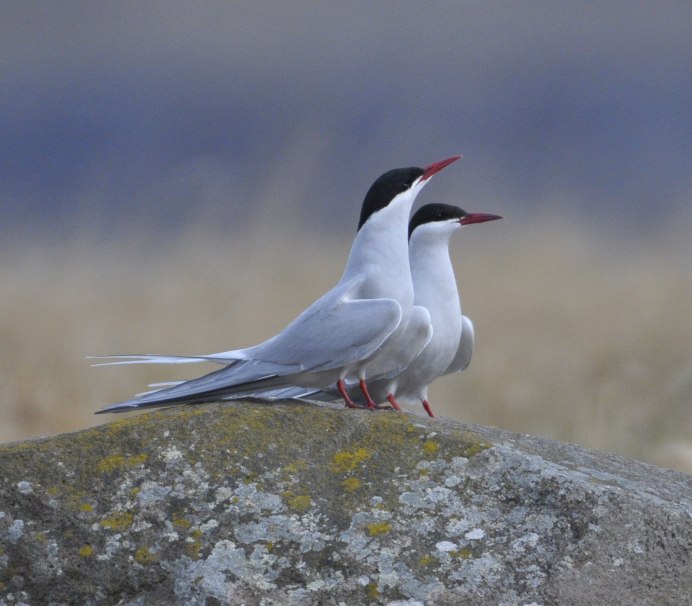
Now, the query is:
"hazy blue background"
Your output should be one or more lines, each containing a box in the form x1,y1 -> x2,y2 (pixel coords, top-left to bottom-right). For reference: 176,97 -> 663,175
2,1 -> 691,240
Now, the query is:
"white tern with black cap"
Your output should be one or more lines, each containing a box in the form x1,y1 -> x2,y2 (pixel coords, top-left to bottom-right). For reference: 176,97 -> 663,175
94,156 -> 460,413
264,203 -> 502,416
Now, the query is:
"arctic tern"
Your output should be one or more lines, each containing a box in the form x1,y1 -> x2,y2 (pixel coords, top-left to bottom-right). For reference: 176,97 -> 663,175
356,203 -> 502,416
95,156 -> 460,413
259,203 -> 502,416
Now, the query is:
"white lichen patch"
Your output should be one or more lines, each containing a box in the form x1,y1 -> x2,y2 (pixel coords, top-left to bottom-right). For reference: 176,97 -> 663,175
16,481 -> 33,494
444,515 -> 482,536
444,474 -> 462,488
465,528 -> 485,541
138,481 -> 172,505
214,485 -> 233,504
199,519 -> 219,533
8,519 -> 25,542
172,539 -> 280,600
230,483 -> 283,515
160,445 -> 183,464
511,532 -> 538,552
131,519 -> 153,532
435,541 -> 458,552
234,513 -> 327,554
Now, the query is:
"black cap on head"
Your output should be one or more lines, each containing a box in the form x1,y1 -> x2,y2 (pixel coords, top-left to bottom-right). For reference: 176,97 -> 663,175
358,167 -> 425,231
408,203 -> 466,239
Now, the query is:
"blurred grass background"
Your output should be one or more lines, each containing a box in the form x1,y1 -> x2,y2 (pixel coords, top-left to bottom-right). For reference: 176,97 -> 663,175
2,211 -> 690,472
2,3 -> 691,476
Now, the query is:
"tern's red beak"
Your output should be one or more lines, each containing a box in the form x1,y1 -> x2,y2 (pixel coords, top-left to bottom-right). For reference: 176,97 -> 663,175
459,213 -> 503,226
421,155 -> 462,181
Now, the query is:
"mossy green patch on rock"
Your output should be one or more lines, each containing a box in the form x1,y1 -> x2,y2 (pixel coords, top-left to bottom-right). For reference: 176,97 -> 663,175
331,447 -> 372,473
172,514 -> 192,529
366,522 -> 391,536
452,547 -> 474,559
342,477 -> 362,492
284,493 -> 313,513
418,554 -> 438,567
422,439 -> 440,455
134,546 -> 155,565
96,453 -> 148,473
461,436 -> 492,458
366,582 -> 380,600
100,511 -> 134,532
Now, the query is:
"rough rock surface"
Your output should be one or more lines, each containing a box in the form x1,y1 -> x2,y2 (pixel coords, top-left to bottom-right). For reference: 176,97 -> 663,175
0,401 -> 690,606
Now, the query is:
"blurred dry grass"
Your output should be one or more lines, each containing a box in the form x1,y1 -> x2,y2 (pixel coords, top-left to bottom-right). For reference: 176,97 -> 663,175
1,214 -> 690,472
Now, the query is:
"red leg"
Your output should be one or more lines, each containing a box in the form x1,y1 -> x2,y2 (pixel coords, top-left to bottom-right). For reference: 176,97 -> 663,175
386,394 -> 402,412
359,379 -> 378,410
338,379 -> 365,409
422,399 -> 435,418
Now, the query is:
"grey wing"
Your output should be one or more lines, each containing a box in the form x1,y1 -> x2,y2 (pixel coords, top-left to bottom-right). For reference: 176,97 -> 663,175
248,295 -> 402,371
97,297 -> 402,413
444,315 -> 474,375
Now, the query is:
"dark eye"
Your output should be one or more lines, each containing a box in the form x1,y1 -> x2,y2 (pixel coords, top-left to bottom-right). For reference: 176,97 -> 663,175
401,178 -> 413,192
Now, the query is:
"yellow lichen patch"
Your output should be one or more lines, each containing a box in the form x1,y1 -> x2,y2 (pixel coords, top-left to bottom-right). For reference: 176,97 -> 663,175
100,511 -> 134,532
103,417 -> 141,436
331,447 -> 372,473
366,582 -> 380,600
33,532 -> 47,543
172,514 -> 192,529
63,491 -> 90,512
266,540 -> 274,551
418,554 -> 437,567
464,441 -> 490,457
185,539 -> 202,559
454,430 -> 492,458
96,453 -> 148,474
241,473 -> 259,484
79,545 -> 94,557
134,547 -> 154,565
283,459 -> 308,475
366,522 -> 391,537
80,503 -> 93,513
342,477 -> 361,492
363,415 -> 412,448
422,440 -> 440,455
185,527 -> 204,559
452,547 -> 474,559
286,494 -> 312,513
46,486 -> 60,496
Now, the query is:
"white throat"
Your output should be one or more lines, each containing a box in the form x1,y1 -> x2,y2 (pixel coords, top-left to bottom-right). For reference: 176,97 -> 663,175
341,185 -> 422,303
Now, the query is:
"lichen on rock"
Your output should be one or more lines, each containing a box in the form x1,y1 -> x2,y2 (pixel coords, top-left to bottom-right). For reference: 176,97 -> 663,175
0,401 -> 690,605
